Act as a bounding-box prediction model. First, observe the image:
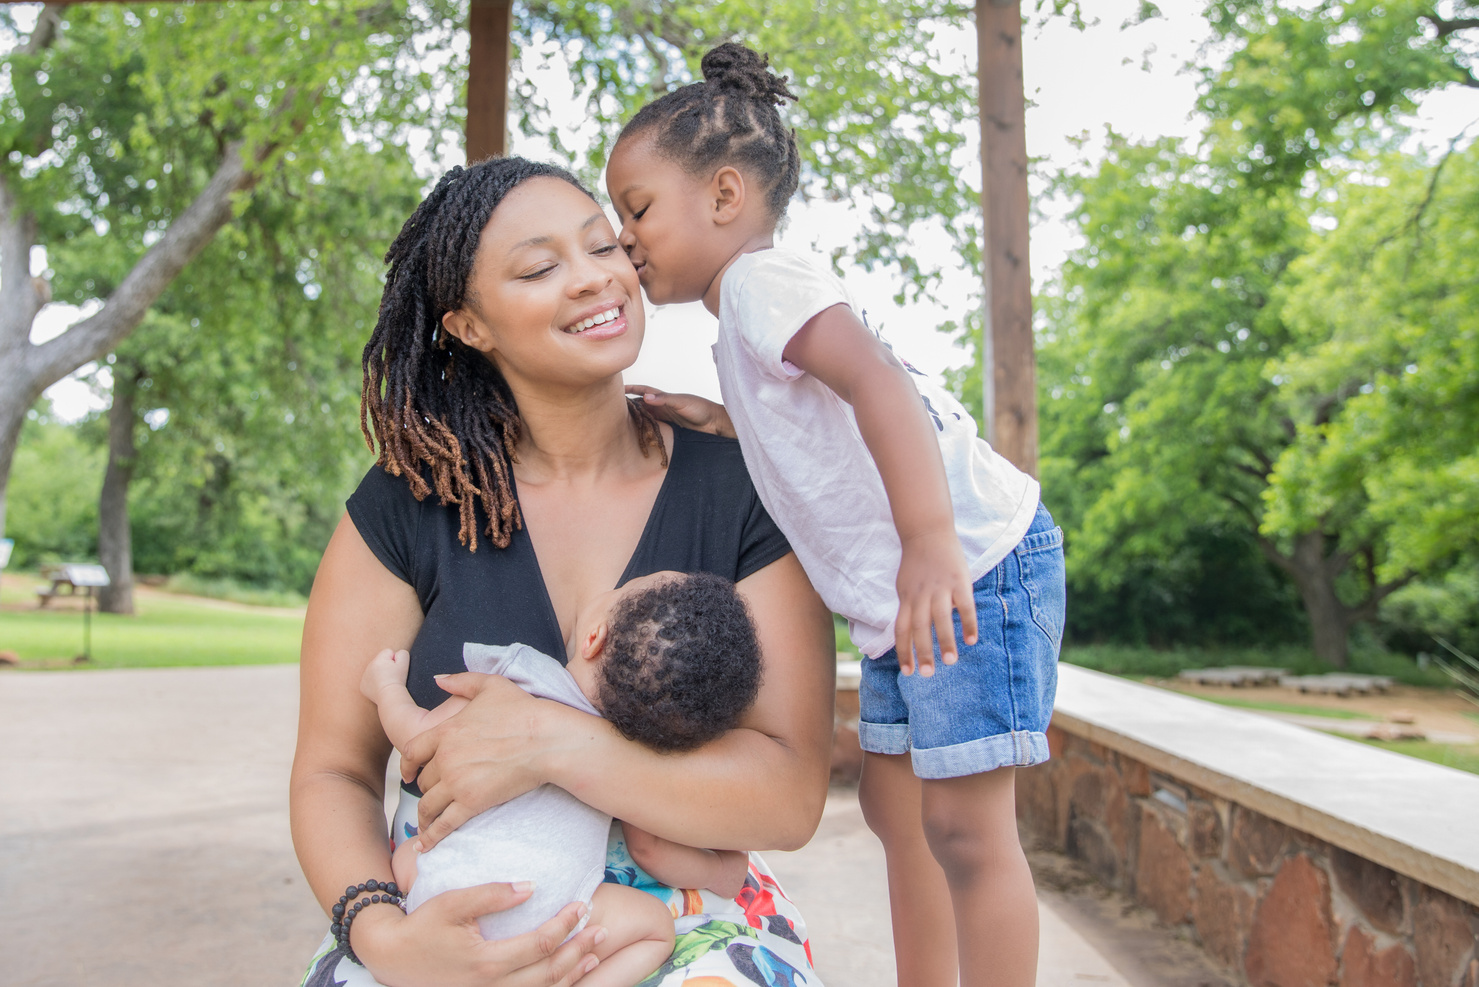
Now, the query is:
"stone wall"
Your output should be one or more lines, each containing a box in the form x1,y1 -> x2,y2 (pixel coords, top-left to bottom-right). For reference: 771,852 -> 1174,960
1017,726 -> 1479,987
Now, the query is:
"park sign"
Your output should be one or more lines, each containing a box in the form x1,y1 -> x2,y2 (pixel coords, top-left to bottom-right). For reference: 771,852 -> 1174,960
58,564 -> 110,588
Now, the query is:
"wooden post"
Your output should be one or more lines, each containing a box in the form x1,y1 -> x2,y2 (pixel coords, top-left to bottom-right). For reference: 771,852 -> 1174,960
977,0 -> 1037,477
466,0 -> 512,162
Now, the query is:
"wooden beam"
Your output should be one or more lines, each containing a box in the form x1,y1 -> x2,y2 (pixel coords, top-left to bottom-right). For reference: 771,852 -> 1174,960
976,0 -> 1037,477
466,0 -> 511,162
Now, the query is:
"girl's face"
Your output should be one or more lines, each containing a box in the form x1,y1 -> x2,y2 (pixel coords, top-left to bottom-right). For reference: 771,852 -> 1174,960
606,136 -> 733,306
443,177 -> 644,392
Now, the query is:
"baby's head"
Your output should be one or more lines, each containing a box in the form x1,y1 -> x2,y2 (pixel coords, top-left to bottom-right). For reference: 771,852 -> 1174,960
566,570 -> 762,753
606,42 -> 800,306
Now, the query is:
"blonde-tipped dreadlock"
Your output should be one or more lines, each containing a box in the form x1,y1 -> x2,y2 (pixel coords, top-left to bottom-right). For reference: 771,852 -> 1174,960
360,158 -> 667,551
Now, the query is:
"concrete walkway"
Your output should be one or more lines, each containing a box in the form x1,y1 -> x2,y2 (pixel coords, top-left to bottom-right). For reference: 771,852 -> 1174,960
2,664 -> 1153,986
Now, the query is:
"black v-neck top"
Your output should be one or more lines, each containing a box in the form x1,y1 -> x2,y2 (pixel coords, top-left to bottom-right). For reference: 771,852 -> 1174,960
346,426 -> 792,710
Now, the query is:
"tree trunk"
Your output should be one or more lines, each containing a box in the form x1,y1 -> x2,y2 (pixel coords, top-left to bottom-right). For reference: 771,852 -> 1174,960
1260,530 -> 1356,668
1290,561 -> 1352,669
97,369 -> 139,614
0,391 -> 27,548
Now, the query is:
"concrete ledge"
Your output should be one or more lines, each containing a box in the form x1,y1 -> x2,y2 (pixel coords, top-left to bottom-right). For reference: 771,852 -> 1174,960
1052,665 -> 1479,907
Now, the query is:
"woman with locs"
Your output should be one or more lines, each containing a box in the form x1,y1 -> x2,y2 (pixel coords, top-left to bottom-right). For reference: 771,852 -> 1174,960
290,156 -> 834,986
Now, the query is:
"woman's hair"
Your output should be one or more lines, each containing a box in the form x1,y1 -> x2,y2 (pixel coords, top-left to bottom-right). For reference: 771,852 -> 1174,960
597,572 -> 763,753
360,157 -> 666,551
617,42 -> 801,219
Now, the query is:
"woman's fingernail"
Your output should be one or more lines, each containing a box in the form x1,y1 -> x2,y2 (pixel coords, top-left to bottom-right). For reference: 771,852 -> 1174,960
593,926 -> 609,946
433,673 -> 449,679
577,903 -> 589,920
584,956 -> 601,973
512,880 -> 535,893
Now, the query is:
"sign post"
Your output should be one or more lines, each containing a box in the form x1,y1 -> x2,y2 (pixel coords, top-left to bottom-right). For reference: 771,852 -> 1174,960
60,564 -> 110,662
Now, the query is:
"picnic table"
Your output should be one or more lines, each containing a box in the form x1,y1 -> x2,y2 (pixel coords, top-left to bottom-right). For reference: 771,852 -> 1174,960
1176,666 -> 1287,687
36,563 -> 110,607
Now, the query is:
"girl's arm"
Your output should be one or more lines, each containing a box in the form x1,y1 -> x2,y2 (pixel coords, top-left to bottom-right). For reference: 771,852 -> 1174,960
781,303 -> 979,675
290,514 -> 602,987
621,822 -> 751,899
403,550 -> 835,854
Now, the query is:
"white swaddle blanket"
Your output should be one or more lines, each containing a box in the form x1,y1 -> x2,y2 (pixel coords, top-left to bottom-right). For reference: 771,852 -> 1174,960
403,642 -> 611,941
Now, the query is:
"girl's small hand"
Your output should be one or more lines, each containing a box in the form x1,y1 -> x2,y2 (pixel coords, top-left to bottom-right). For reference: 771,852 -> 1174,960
894,531 -> 978,677
352,881 -> 605,986
399,673 -> 571,851
626,385 -> 736,439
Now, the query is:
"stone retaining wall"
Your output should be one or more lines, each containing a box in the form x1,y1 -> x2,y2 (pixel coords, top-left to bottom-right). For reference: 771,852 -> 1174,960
1017,726 -> 1479,987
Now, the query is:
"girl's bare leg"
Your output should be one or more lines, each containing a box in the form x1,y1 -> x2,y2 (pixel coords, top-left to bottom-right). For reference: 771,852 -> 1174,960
859,751 -> 958,987
577,883 -> 675,987
922,766 -> 1038,987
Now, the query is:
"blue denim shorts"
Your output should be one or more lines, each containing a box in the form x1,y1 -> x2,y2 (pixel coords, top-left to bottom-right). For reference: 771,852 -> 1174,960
858,503 -> 1065,779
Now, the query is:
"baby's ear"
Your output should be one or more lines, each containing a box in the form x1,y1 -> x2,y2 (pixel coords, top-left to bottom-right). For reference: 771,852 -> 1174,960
580,622 -> 610,662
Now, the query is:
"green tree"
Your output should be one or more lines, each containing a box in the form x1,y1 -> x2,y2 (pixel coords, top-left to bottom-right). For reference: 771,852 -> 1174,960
88,140 -> 423,607
0,0 -> 459,544
3,403 -> 103,570
1032,1 -> 1479,665
1264,145 -> 1479,622
517,0 -> 982,291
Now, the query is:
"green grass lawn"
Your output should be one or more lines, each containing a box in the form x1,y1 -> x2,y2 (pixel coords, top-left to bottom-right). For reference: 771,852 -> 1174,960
0,581 -> 302,669
1062,642 -> 1448,688
1190,694 -> 1379,720
1348,737 -> 1479,776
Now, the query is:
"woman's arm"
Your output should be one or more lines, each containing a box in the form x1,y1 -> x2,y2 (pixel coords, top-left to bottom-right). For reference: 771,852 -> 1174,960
290,514 -> 602,986
405,551 -> 835,853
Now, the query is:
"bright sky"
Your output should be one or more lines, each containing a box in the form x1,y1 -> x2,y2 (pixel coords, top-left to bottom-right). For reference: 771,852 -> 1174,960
30,1 -> 1479,416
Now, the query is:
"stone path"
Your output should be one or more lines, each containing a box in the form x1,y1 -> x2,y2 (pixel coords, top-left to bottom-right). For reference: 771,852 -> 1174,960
1,664 -> 1186,986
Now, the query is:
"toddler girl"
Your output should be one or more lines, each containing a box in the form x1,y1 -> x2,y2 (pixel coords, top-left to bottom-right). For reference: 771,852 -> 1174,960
608,42 -> 1065,987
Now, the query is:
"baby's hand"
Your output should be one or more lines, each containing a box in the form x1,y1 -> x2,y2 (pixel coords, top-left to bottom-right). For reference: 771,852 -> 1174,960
626,385 -> 736,439
894,532 -> 978,677
360,648 -> 412,704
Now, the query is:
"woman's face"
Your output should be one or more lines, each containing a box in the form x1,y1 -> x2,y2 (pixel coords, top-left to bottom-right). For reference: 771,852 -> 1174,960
442,176 -> 644,392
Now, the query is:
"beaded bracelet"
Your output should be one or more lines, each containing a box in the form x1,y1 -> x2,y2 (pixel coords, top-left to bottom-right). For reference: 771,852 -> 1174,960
330,880 -> 405,966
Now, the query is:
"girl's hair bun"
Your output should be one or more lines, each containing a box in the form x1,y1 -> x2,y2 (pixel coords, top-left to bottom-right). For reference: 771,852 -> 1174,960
700,42 -> 798,106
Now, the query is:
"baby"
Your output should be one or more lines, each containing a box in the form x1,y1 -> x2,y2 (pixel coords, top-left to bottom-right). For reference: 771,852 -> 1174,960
360,570 -> 762,987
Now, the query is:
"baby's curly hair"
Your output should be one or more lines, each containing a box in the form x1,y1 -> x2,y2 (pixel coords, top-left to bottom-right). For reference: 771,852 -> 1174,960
596,572 -> 762,753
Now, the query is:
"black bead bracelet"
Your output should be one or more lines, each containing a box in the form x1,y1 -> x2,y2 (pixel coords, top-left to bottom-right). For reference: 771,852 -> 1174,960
330,879 -> 405,966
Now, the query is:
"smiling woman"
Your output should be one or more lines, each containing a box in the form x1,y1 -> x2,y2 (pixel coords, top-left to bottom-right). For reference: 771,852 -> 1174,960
356,161 -> 665,554
291,156 -> 835,987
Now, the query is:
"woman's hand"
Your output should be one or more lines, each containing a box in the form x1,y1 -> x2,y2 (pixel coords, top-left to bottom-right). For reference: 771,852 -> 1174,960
400,672 -> 591,851
625,385 -> 736,438
352,881 -> 605,986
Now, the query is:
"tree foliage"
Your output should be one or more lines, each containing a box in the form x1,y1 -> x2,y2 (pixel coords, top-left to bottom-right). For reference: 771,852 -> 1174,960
517,0 -> 980,291
1266,146 -> 1479,583
1034,1 -> 1479,663
107,142 -> 423,592
0,0 -> 461,542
